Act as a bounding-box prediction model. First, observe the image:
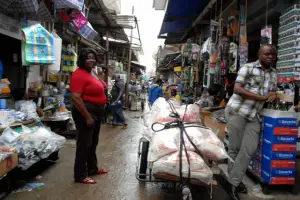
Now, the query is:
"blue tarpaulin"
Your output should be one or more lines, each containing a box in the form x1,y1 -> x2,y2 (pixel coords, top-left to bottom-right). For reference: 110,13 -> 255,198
158,0 -> 209,37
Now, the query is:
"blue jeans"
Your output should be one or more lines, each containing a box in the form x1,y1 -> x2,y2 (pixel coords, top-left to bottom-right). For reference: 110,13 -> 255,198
111,103 -> 125,124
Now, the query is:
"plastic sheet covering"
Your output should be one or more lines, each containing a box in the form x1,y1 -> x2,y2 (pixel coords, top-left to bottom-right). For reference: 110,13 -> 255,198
152,151 -> 213,185
0,126 -> 66,170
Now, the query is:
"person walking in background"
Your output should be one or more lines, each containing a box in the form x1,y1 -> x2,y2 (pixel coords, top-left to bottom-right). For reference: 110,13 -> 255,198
70,48 -> 108,184
148,79 -> 163,105
110,75 -> 127,128
225,44 -> 278,200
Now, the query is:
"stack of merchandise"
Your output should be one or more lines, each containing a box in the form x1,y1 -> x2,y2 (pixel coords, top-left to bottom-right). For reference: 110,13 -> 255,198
249,109 -> 298,185
277,4 -> 300,83
62,46 -> 77,73
142,98 -> 229,185
0,126 -> 66,170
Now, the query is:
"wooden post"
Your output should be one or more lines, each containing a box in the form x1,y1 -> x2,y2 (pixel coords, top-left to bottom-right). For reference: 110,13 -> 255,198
126,6 -> 134,107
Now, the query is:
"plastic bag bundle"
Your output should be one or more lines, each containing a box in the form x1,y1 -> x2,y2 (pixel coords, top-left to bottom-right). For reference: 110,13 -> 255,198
177,126 -> 229,161
20,101 -> 39,120
148,129 -> 179,162
0,146 -> 16,161
181,104 -> 201,123
152,151 -> 213,185
149,98 -> 200,124
0,126 -> 66,169
0,127 -> 21,145
148,126 -> 229,162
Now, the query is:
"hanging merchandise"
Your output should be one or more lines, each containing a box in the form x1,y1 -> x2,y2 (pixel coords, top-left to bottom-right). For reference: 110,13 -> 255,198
261,26 -> 272,45
48,30 -> 62,74
228,43 -> 238,74
70,22 -> 98,40
53,0 -> 84,10
239,3 -> 248,67
200,38 -> 212,61
0,0 -> 39,13
62,45 -> 77,73
277,4 -> 300,81
21,24 -> 55,65
227,10 -> 239,42
69,10 -> 88,30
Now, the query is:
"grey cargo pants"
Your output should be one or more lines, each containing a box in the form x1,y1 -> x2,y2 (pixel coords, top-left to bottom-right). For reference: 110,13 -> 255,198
225,107 -> 261,187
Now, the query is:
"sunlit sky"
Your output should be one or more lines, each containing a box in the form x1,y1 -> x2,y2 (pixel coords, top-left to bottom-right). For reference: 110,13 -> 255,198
121,0 -> 165,74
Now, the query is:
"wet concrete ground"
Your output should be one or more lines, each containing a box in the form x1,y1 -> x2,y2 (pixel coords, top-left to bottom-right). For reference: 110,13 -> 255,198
5,111 -> 300,200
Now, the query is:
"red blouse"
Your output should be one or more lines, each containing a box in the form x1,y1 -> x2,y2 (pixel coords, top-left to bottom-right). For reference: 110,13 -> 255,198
70,68 -> 107,105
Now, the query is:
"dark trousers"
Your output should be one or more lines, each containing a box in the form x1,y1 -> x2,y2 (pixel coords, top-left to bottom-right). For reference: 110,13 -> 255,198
111,103 -> 125,124
72,107 -> 101,181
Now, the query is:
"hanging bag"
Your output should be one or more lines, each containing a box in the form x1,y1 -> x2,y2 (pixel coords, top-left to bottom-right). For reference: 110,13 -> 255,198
22,24 -> 55,65
53,0 -> 84,10
70,10 -> 88,30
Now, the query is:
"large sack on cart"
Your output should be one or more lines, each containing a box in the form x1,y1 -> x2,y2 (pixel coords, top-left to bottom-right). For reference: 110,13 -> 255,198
148,126 -> 229,162
148,130 -> 178,162
177,126 -> 229,161
152,151 -> 213,185
149,98 -> 201,124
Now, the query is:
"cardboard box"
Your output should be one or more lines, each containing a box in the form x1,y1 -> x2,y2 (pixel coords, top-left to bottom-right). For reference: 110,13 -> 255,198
203,115 -> 226,142
0,153 -> 18,177
262,149 -> 296,160
262,168 -> 296,179
200,110 -> 212,125
263,139 -> 297,152
262,176 -> 295,185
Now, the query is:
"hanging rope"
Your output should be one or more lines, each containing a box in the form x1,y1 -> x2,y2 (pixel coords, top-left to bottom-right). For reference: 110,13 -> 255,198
266,0 -> 269,26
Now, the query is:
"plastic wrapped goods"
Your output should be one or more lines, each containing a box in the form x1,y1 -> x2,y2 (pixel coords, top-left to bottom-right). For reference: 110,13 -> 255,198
177,126 -> 229,161
181,104 -> 201,123
148,129 -> 179,162
0,146 -> 16,161
148,126 -> 229,162
149,98 -> 200,124
0,126 -> 66,170
152,151 -> 213,185
20,101 -> 39,120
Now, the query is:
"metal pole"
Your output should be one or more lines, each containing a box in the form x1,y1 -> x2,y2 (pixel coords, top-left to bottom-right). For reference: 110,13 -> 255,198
105,31 -> 109,83
126,6 -> 134,107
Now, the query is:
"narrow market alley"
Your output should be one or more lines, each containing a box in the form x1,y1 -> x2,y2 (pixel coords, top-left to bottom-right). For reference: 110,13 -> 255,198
4,110 -> 229,200
3,109 -> 299,200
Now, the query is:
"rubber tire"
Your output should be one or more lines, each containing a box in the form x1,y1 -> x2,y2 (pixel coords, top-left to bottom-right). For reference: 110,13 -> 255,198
139,140 -> 149,179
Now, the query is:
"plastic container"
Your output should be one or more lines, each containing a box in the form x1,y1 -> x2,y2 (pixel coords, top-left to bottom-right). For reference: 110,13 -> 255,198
0,99 -> 6,109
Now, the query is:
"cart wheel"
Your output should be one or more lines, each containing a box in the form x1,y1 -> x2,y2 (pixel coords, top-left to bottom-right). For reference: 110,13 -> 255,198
262,185 -> 270,195
139,139 -> 149,179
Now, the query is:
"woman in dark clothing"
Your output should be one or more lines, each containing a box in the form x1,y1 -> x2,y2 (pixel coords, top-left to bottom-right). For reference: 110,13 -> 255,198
70,48 -> 108,184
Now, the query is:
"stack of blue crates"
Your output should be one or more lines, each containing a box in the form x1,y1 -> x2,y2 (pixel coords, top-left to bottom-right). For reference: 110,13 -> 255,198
249,109 -> 298,185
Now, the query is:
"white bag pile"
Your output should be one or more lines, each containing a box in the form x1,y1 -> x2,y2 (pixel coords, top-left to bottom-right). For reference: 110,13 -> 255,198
142,97 -> 229,185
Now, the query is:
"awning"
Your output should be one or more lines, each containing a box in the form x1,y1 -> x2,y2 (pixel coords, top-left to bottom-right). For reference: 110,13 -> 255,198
158,0 -> 210,37
157,52 -> 181,71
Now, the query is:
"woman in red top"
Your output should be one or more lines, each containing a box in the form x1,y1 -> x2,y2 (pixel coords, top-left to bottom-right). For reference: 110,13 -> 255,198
70,48 -> 108,184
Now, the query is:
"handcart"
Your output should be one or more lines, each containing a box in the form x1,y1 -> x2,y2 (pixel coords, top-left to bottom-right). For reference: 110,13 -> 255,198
135,113 -> 220,200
